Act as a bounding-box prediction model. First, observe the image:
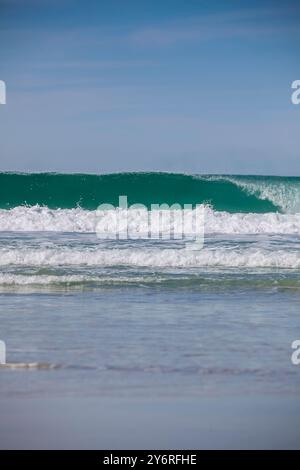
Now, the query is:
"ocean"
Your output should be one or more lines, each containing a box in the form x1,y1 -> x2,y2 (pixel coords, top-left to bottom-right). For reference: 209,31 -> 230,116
0,172 -> 300,449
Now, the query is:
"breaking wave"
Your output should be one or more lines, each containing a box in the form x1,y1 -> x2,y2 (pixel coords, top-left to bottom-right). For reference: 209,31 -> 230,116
1,172 -> 299,213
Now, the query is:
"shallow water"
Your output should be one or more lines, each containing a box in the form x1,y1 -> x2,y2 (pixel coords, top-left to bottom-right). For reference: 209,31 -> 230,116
0,257 -> 299,399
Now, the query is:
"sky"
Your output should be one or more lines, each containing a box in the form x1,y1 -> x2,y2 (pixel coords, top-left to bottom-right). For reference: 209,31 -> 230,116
0,0 -> 299,175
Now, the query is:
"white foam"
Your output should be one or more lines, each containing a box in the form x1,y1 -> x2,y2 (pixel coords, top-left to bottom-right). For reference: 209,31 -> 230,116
0,273 -> 158,286
0,205 -> 300,234
0,273 -> 96,285
0,362 -> 59,369
0,246 -> 299,268
0,206 -> 97,232
220,176 -> 300,214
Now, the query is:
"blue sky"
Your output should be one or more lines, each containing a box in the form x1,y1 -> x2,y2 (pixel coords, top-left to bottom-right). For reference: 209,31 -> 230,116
0,0 -> 299,175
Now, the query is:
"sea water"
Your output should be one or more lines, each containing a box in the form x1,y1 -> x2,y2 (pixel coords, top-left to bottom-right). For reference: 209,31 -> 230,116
0,173 -> 299,448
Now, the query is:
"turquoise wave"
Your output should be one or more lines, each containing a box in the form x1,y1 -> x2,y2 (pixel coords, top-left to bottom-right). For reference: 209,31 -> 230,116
0,172 -> 299,213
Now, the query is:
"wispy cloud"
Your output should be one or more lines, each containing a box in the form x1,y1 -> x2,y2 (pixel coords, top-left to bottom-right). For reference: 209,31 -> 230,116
32,59 -> 155,71
129,6 -> 300,46
2,4 -> 300,50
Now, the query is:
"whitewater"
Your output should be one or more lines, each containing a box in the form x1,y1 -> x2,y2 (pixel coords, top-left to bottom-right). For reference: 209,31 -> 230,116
0,205 -> 300,234
0,244 -> 299,269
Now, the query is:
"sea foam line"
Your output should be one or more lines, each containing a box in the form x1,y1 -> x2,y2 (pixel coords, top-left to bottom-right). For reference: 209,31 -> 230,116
0,205 -> 300,234
0,247 -> 299,268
